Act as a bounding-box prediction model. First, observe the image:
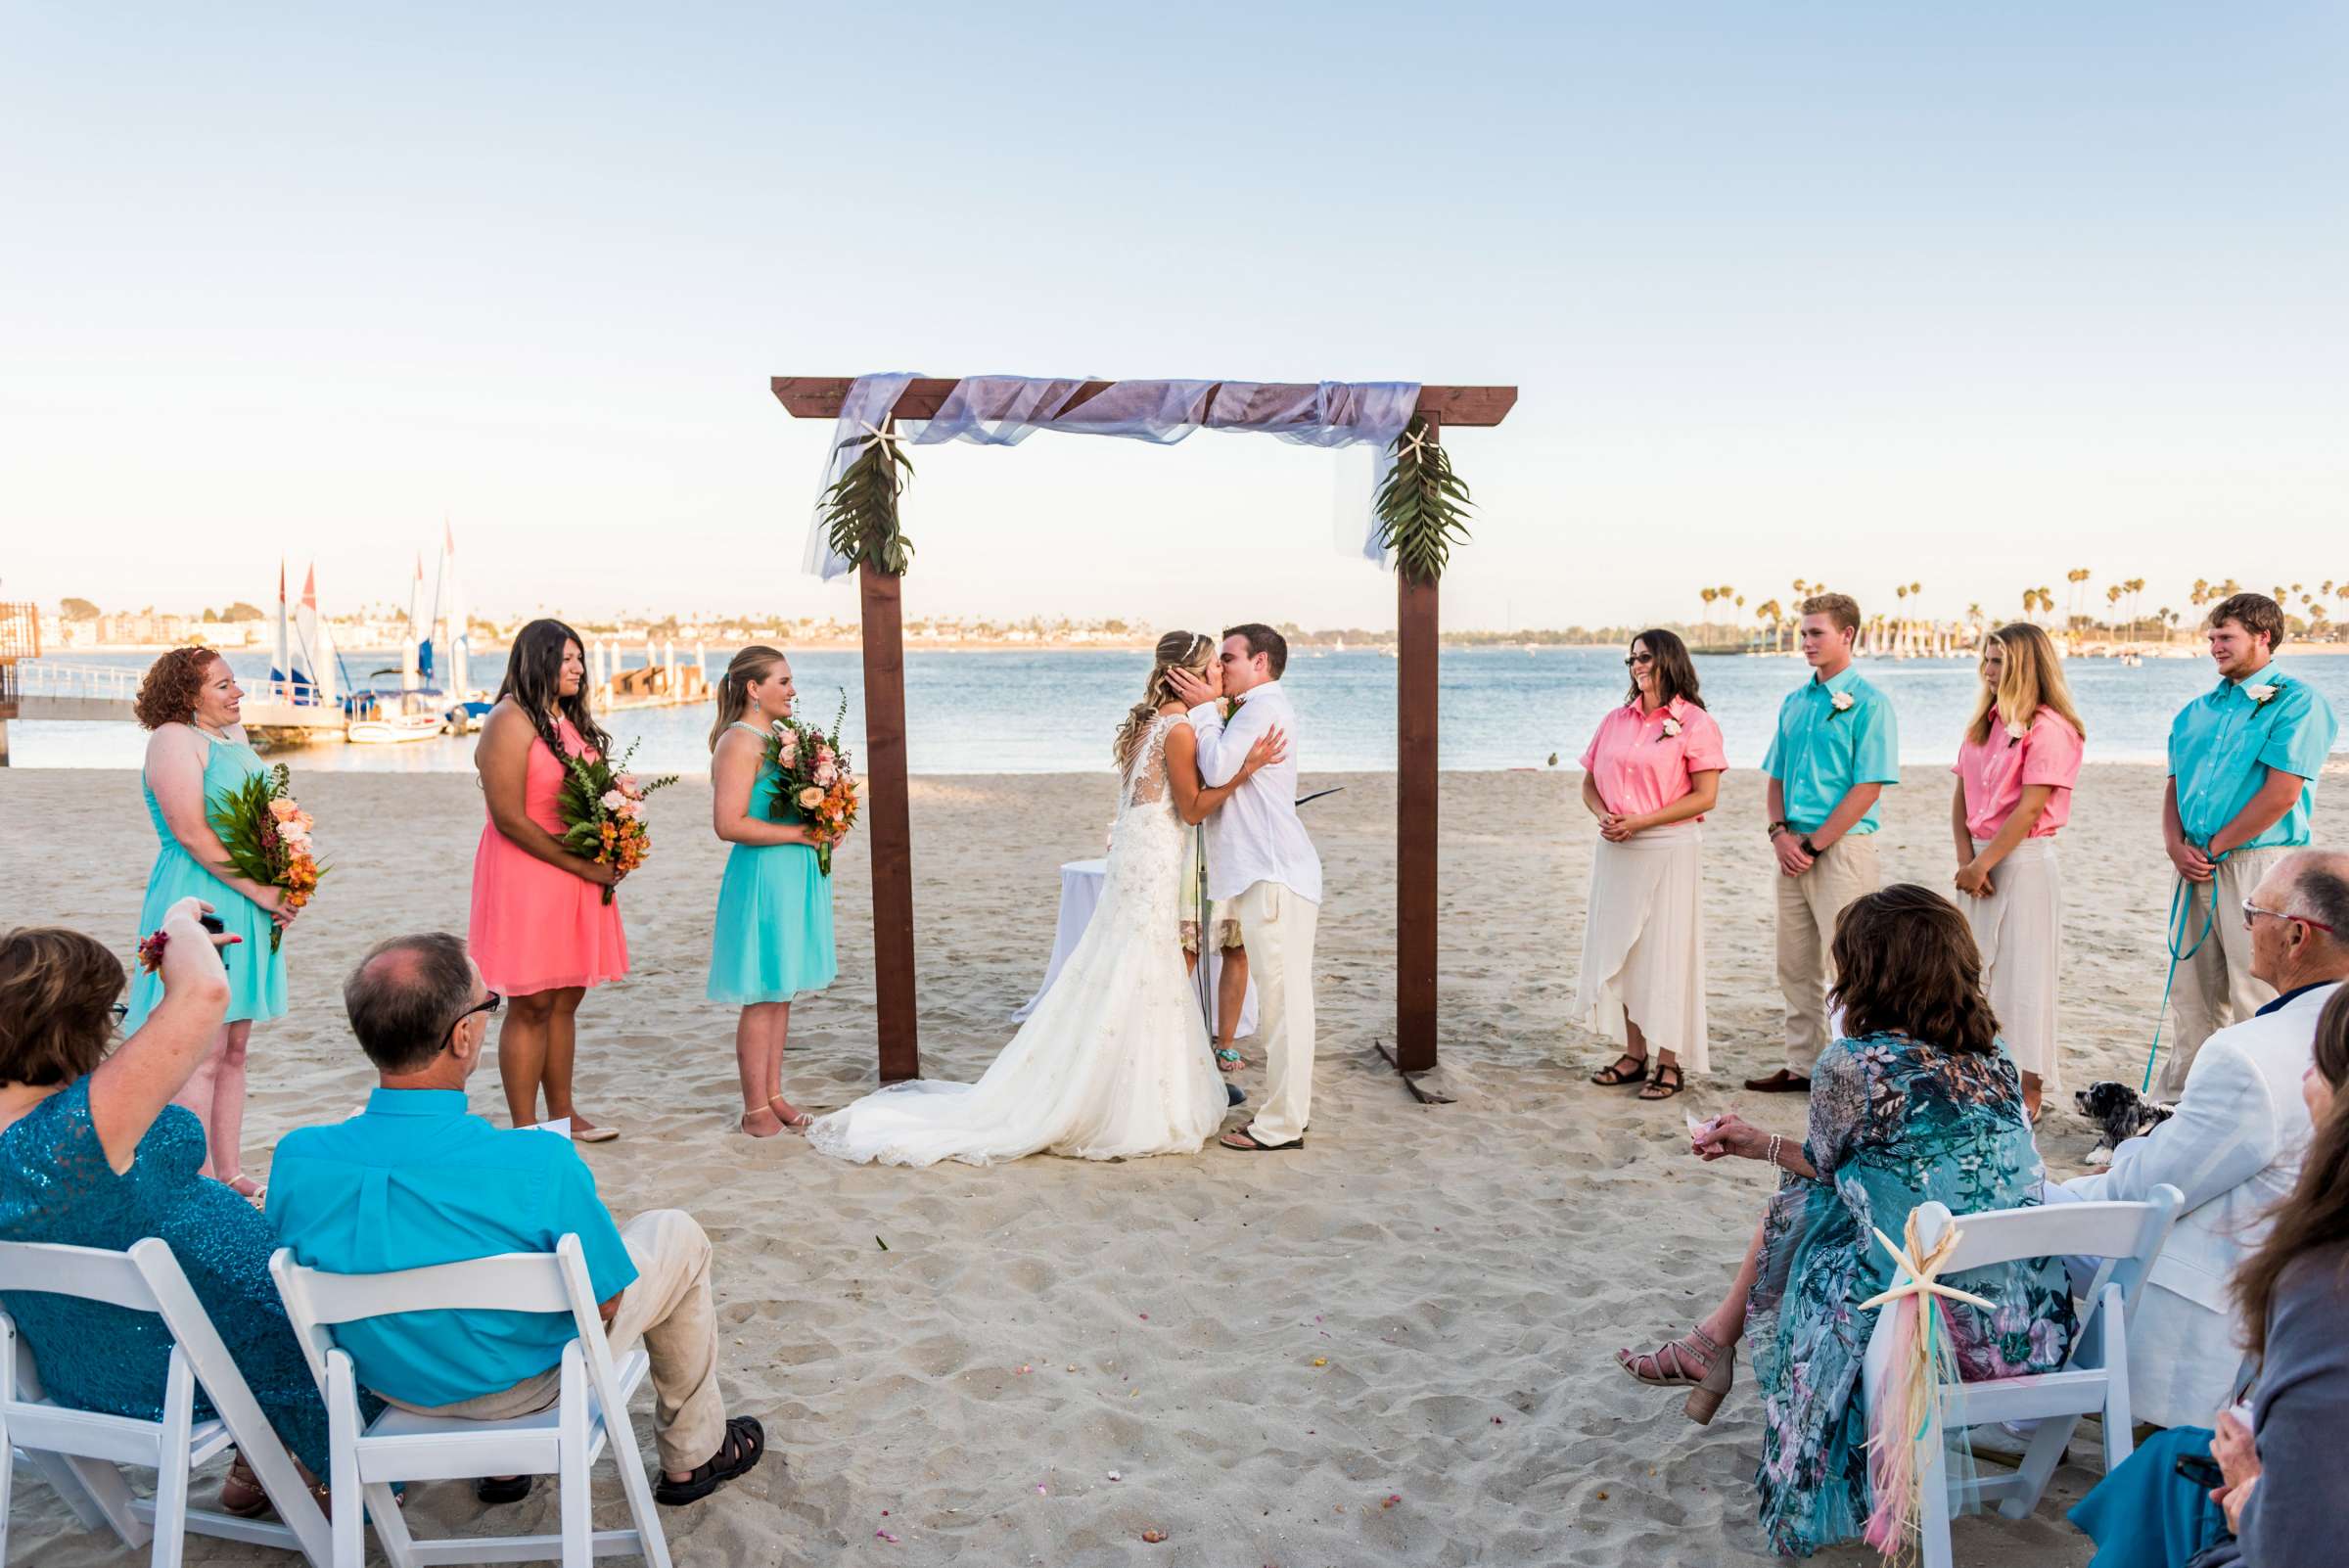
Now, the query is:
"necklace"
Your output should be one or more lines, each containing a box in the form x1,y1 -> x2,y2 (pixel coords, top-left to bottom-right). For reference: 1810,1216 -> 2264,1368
192,717 -> 231,740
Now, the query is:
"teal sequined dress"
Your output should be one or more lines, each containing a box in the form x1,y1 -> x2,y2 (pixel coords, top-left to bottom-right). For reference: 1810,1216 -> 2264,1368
706,725 -> 837,1005
1745,1032 -> 2074,1557
124,729 -> 287,1030
0,1080 -> 354,1473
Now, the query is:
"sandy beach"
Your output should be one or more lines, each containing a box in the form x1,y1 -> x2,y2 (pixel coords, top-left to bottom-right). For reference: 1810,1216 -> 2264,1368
9,759 -> 2340,1567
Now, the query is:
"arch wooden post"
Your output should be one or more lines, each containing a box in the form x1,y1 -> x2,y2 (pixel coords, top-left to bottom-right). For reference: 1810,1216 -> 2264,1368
1385,416 -> 1444,1087
858,559 -> 920,1082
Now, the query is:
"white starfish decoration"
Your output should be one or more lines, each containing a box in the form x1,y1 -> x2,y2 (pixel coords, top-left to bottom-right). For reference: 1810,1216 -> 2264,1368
846,419 -> 908,458
1858,1218 -> 1996,1317
1393,425 -> 1436,465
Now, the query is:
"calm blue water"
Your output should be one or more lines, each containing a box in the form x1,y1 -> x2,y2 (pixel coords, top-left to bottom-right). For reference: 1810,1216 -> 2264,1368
14,646 -> 2349,775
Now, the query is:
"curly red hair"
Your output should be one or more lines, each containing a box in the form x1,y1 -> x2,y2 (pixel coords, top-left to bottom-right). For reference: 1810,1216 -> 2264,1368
135,646 -> 227,730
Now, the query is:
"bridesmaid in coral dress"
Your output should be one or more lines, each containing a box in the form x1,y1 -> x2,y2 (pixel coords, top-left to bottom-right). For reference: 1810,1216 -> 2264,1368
469,619 -> 628,1140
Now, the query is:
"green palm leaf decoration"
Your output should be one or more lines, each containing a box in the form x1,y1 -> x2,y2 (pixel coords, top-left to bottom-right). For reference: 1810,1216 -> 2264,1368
1373,416 -> 1473,583
821,432 -> 916,576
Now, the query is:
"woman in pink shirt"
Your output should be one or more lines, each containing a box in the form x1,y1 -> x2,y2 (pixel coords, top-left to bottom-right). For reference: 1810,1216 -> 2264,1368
1577,629 -> 1727,1100
1951,622 -> 2086,1119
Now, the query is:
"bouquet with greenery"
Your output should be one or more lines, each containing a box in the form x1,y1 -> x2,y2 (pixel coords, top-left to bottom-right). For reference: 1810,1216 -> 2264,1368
761,689 -> 859,875
207,762 -> 324,952
556,739 -> 678,904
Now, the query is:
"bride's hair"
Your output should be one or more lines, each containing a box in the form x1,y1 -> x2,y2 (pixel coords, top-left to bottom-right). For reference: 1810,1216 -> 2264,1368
709,645 -> 786,752
1113,631 -> 1214,776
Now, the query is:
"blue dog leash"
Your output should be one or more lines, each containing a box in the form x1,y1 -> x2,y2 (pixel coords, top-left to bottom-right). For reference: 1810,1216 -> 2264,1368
2143,846 -> 2233,1093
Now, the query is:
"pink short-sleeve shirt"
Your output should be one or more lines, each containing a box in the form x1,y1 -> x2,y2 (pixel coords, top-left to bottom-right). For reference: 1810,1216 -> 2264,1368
1581,697 -> 1728,819
1952,708 -> 2083,841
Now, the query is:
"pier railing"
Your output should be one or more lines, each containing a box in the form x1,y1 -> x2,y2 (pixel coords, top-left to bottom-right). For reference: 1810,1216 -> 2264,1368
18,661 -> 334,708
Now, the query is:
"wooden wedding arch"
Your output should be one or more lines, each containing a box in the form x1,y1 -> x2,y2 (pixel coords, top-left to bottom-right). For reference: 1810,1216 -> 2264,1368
771,376 -> 1517,1091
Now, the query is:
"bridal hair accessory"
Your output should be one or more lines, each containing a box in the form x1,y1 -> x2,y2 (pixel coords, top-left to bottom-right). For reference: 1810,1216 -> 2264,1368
1859,1212 -> 1995,1557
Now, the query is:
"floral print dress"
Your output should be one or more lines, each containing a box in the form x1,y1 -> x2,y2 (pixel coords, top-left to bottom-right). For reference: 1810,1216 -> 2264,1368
1745,1032 -> 2073,1557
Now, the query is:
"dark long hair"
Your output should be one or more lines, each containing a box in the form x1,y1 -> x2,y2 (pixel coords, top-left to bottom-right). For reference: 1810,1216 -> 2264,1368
495,618 -> 611,761
1623,628 -> 1705,710
2233,987 -> 2349,1360
1829,884 -> 2001,1056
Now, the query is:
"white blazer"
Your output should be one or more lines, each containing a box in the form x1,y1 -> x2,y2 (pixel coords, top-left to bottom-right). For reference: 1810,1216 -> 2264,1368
2063,981 -> 2333,1428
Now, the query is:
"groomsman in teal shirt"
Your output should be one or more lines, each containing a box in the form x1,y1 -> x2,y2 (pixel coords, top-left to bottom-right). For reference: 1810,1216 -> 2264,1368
2158,592 -> 2339,1095
1752,593 -> 1902,1091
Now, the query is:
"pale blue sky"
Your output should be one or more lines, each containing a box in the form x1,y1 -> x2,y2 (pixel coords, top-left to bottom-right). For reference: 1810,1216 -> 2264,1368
4,2 -> 2343,633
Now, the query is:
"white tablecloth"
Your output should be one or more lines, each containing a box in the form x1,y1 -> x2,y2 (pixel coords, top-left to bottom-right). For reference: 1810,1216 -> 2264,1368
1013,857 -> 1258,1038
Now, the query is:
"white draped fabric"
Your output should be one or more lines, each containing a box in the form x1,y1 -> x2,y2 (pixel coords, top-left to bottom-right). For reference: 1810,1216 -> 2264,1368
802,374 -> 1422,579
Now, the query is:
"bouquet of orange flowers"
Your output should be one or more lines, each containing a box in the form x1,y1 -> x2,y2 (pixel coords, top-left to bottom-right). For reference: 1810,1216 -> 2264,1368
556,739 -> 678,904
762,690 -> 859,875
208,762 -> 325,951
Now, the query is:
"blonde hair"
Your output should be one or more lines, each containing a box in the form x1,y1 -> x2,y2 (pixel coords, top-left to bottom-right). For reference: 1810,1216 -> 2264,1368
709,645 -> 787,752
1113,631 -> 1214,776
1965,622 -> 2087,748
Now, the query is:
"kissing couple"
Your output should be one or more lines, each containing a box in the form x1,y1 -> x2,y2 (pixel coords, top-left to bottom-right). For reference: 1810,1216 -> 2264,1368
807,624 -> 1324,1166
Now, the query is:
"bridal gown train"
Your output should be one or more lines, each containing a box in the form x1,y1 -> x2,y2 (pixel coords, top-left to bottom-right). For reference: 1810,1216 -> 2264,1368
807,714 -> 1226,1166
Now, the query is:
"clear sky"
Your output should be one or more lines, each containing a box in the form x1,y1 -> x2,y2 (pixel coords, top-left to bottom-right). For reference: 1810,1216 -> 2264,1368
4,2 -> 2343,635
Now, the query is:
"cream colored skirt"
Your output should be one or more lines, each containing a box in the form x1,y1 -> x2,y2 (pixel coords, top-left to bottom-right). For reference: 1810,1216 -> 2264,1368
1572,821 -> 1707,1072
1964,837 -> 2063,1089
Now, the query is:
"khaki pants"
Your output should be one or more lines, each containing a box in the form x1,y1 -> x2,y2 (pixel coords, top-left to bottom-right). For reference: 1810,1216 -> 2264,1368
2160,847 -> 2283,1098
1231,881 -> 1318,1146
382,1210 -> 725,1473
1774,836 -> 1881,1073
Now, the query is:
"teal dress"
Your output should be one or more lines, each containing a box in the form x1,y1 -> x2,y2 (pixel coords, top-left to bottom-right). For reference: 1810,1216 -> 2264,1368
1745,1033 -> 2075,1557
706,724 -> 837,1005
0,1079 -> 361,1473
125,729 -> 287,1030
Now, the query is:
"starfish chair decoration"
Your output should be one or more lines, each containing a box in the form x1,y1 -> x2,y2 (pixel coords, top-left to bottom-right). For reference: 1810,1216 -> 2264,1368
1858,1212 -> 1996,1562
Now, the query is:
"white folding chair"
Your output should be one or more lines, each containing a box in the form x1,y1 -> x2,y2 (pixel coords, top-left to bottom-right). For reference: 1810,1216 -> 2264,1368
1860,1183 -> 2185,1568
0,1237 -> 331,1567
268,1234 -> 671,1568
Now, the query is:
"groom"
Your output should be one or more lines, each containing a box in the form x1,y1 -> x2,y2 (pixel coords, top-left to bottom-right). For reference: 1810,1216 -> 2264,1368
1171,623 -> 1321,1152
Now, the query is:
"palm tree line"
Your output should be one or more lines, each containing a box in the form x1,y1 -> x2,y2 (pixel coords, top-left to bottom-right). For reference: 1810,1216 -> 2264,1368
1718,570 -> 2348,654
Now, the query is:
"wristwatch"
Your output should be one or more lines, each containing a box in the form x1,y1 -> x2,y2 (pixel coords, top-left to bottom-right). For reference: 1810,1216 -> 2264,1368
1798,836 -> 1820,857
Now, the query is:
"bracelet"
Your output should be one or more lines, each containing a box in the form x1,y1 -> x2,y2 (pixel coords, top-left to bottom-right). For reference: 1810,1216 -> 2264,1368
1766,819 -> 1790,838
1765,1132 -> 1782,1170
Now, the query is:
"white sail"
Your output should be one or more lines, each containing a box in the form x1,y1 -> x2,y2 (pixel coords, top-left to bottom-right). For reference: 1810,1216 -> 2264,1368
443,520 -> 468,697
272,559 -> 292,695
294,563 -> 338,708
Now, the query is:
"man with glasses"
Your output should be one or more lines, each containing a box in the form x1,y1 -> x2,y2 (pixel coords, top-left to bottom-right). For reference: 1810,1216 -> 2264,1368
1748,593 -> 1900,1092
2159,591 -> 2339,1096
265,933 -> 765,1506
2058,850 -> 2349,1429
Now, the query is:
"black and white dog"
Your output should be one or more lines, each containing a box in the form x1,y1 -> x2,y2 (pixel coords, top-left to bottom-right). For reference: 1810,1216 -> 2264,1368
2074,1081 -> 2174,1166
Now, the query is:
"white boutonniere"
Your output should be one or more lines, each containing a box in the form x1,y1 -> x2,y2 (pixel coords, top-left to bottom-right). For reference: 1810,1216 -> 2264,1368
1830,691 -> 1856,715
2004,719 -> 2028,748
1660,715 -> 1682,739
2245,682 -> 2278,705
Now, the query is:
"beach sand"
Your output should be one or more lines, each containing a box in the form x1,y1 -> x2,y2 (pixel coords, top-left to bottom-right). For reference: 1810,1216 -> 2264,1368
10,760 -> 2328,1566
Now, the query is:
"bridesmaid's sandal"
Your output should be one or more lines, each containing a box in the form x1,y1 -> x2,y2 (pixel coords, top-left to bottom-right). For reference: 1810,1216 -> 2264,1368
223,1175 -> 267,1206
1590,1052 -> 1648,1087
1215,1048 -> 1246,1073
1638,1062 -> 1685,1101
1615,1328 -> 1736,1424
767,1096 -> 814,1132
739,1106 -> 786,1138
569,1115 -> 620,1144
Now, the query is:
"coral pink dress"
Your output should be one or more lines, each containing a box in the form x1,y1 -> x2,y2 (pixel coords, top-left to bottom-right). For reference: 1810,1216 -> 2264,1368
469,715 -> 629,995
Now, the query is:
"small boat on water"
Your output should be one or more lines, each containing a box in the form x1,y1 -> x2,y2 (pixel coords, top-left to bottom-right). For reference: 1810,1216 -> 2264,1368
346,711 -> 445,744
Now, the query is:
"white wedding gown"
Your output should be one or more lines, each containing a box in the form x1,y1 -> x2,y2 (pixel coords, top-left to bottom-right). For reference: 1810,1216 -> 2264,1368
807,714 -> 1225,1166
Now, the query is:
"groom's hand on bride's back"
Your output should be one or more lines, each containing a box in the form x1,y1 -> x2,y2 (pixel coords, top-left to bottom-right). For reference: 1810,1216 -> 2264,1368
1168,666 -> 1218,709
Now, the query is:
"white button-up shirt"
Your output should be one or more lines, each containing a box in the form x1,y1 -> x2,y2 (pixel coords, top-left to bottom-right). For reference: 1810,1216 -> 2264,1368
1187,680 -> 1321,904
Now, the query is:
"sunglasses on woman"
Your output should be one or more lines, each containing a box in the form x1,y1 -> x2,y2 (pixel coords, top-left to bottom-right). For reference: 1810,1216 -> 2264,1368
1624,652 -> 1656,668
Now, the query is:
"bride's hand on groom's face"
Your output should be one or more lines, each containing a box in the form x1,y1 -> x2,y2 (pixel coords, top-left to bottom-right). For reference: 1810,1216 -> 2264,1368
1168,666 -> 1217,708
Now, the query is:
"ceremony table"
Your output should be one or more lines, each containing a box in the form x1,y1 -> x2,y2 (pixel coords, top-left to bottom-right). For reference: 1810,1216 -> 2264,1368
1013,858 -> 1259,1038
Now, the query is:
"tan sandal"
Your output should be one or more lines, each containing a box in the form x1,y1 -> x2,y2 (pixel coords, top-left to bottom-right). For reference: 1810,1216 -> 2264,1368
1616,1326 -> 1737,1424
767,1096 -> 813,1132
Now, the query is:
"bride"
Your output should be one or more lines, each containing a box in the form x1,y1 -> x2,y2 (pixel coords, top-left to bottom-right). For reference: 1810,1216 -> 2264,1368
807,632 -> 1288,1167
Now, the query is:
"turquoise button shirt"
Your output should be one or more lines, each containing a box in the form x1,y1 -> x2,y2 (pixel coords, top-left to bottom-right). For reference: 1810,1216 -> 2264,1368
1761,664 -> 1901,835
265,1089 -> 639,1408
2168,665 -> 2338,851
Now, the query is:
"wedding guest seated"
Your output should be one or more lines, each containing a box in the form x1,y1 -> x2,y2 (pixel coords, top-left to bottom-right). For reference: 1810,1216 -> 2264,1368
0,900 -> 343,1516
265,932 -> 764,1506
2060,849 -> 2348,1431
1615,884 -> 2071,1558
2068,984 -> 2349,1568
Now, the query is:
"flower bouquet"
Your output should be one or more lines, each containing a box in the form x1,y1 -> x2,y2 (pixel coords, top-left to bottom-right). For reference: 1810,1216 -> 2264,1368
762,689 -> 859,875
208,762 -> 325,951
556,739 -> 678,904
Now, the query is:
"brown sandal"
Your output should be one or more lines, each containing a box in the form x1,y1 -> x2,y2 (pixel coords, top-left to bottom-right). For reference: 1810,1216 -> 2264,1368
1590,1052 -> 1648,1086
1616,1327 -> 1738,1424
1638,1062 -> 1685,1100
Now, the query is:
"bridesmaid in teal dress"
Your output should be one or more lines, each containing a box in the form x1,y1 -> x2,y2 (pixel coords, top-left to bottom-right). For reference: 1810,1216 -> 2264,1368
126,649 -> 299,1198
706,647 -> 837,1136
